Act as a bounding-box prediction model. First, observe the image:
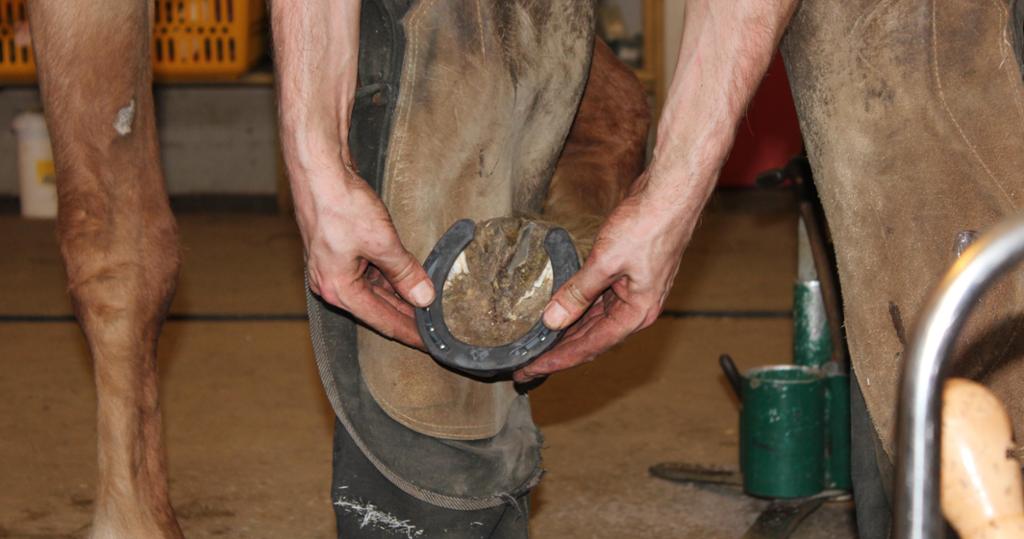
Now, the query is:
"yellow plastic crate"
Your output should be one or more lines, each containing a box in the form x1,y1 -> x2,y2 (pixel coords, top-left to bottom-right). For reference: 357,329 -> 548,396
0,0 -> 266,83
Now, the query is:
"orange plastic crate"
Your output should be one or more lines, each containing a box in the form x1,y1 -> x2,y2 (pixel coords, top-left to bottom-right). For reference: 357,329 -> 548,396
0,0 -> 34,82
153,0 -> 266,80
0,0 -> 266,83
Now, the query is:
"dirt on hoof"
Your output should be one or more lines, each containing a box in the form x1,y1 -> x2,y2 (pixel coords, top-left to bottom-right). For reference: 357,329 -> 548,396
442,217 -> 555,347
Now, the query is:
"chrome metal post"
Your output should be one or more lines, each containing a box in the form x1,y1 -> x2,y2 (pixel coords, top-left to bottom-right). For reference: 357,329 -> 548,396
895,216 -> 1024,539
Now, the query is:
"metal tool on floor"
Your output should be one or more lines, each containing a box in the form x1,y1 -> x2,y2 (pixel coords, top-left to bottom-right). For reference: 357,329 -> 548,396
743,495 -> 830,539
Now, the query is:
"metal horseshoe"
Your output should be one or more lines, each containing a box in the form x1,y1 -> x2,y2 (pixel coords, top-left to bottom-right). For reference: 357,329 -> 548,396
414,219 -> 580,378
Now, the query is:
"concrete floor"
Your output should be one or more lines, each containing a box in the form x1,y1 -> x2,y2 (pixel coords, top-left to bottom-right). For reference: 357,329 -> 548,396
0,192 -> 856,538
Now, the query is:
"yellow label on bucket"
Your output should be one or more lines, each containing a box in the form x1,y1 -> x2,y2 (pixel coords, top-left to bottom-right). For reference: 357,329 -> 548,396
36,160 -> 55,185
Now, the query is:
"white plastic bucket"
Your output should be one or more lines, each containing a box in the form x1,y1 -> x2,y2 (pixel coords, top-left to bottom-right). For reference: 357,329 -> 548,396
12,111 -> 57,218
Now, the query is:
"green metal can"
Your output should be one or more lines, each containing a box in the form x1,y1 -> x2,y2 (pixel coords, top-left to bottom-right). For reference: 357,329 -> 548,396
740,365 -> 825,498
824,370 -> 852,490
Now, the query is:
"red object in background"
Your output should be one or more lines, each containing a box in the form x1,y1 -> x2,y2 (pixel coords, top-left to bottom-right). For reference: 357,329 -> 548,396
717,52 -> 803,187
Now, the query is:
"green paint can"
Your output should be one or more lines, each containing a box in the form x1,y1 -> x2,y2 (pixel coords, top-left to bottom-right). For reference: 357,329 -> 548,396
740,365 -> 825,498
824,369 -> 851,490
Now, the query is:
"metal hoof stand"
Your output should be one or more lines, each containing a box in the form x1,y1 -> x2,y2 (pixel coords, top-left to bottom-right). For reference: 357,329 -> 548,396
894,217 -> 1024,539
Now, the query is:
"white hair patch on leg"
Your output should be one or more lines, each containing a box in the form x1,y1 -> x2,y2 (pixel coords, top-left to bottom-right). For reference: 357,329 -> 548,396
113,99 -> 136,136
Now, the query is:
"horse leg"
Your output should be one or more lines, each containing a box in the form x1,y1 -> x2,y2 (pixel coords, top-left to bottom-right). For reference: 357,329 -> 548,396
542,38 -> 651,258
443,38 -> 651,346
27,2 -> 182,537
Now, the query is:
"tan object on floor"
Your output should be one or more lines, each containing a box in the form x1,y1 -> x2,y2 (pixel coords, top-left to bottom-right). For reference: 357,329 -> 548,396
942,378 -> 1024,539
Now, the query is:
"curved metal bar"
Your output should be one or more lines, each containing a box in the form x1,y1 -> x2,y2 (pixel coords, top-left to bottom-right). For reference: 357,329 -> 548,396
895,216 -> 1024,539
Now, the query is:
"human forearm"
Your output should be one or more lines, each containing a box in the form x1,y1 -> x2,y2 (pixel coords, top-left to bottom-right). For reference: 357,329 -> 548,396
645,0 -> 798,214
271,0 -> 361,211
521,0 -> 799,381
270,0 -> 433,342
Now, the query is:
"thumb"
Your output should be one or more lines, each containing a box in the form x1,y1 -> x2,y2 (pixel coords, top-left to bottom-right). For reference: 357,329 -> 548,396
543,255 -> 616,330
369,237 -> 435,308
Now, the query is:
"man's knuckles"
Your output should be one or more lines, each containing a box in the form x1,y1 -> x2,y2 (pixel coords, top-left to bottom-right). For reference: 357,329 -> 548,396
382,255 -> 419,285
563,281 -> 592,309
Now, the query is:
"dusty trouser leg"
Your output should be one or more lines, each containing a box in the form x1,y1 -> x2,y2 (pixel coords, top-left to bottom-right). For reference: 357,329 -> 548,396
782,0 -> 1024,536
28,2 -> 182,538
331,420 -> 529,539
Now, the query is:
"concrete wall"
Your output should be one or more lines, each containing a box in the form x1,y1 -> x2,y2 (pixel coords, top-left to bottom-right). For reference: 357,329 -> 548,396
0,85 -> 279,196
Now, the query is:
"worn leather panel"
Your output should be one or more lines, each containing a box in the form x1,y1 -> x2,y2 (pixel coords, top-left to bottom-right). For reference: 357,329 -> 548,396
349,0 -> 413,194
358,0 -> 595,439
309,291 -> 544,508
783,0 -> 1024,456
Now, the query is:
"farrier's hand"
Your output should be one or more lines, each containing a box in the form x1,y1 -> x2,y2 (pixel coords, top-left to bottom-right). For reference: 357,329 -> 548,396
506,0 -> 797,382
273,0 -> 431,344
514,172 -> 700,383
295,164 -> 434,348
